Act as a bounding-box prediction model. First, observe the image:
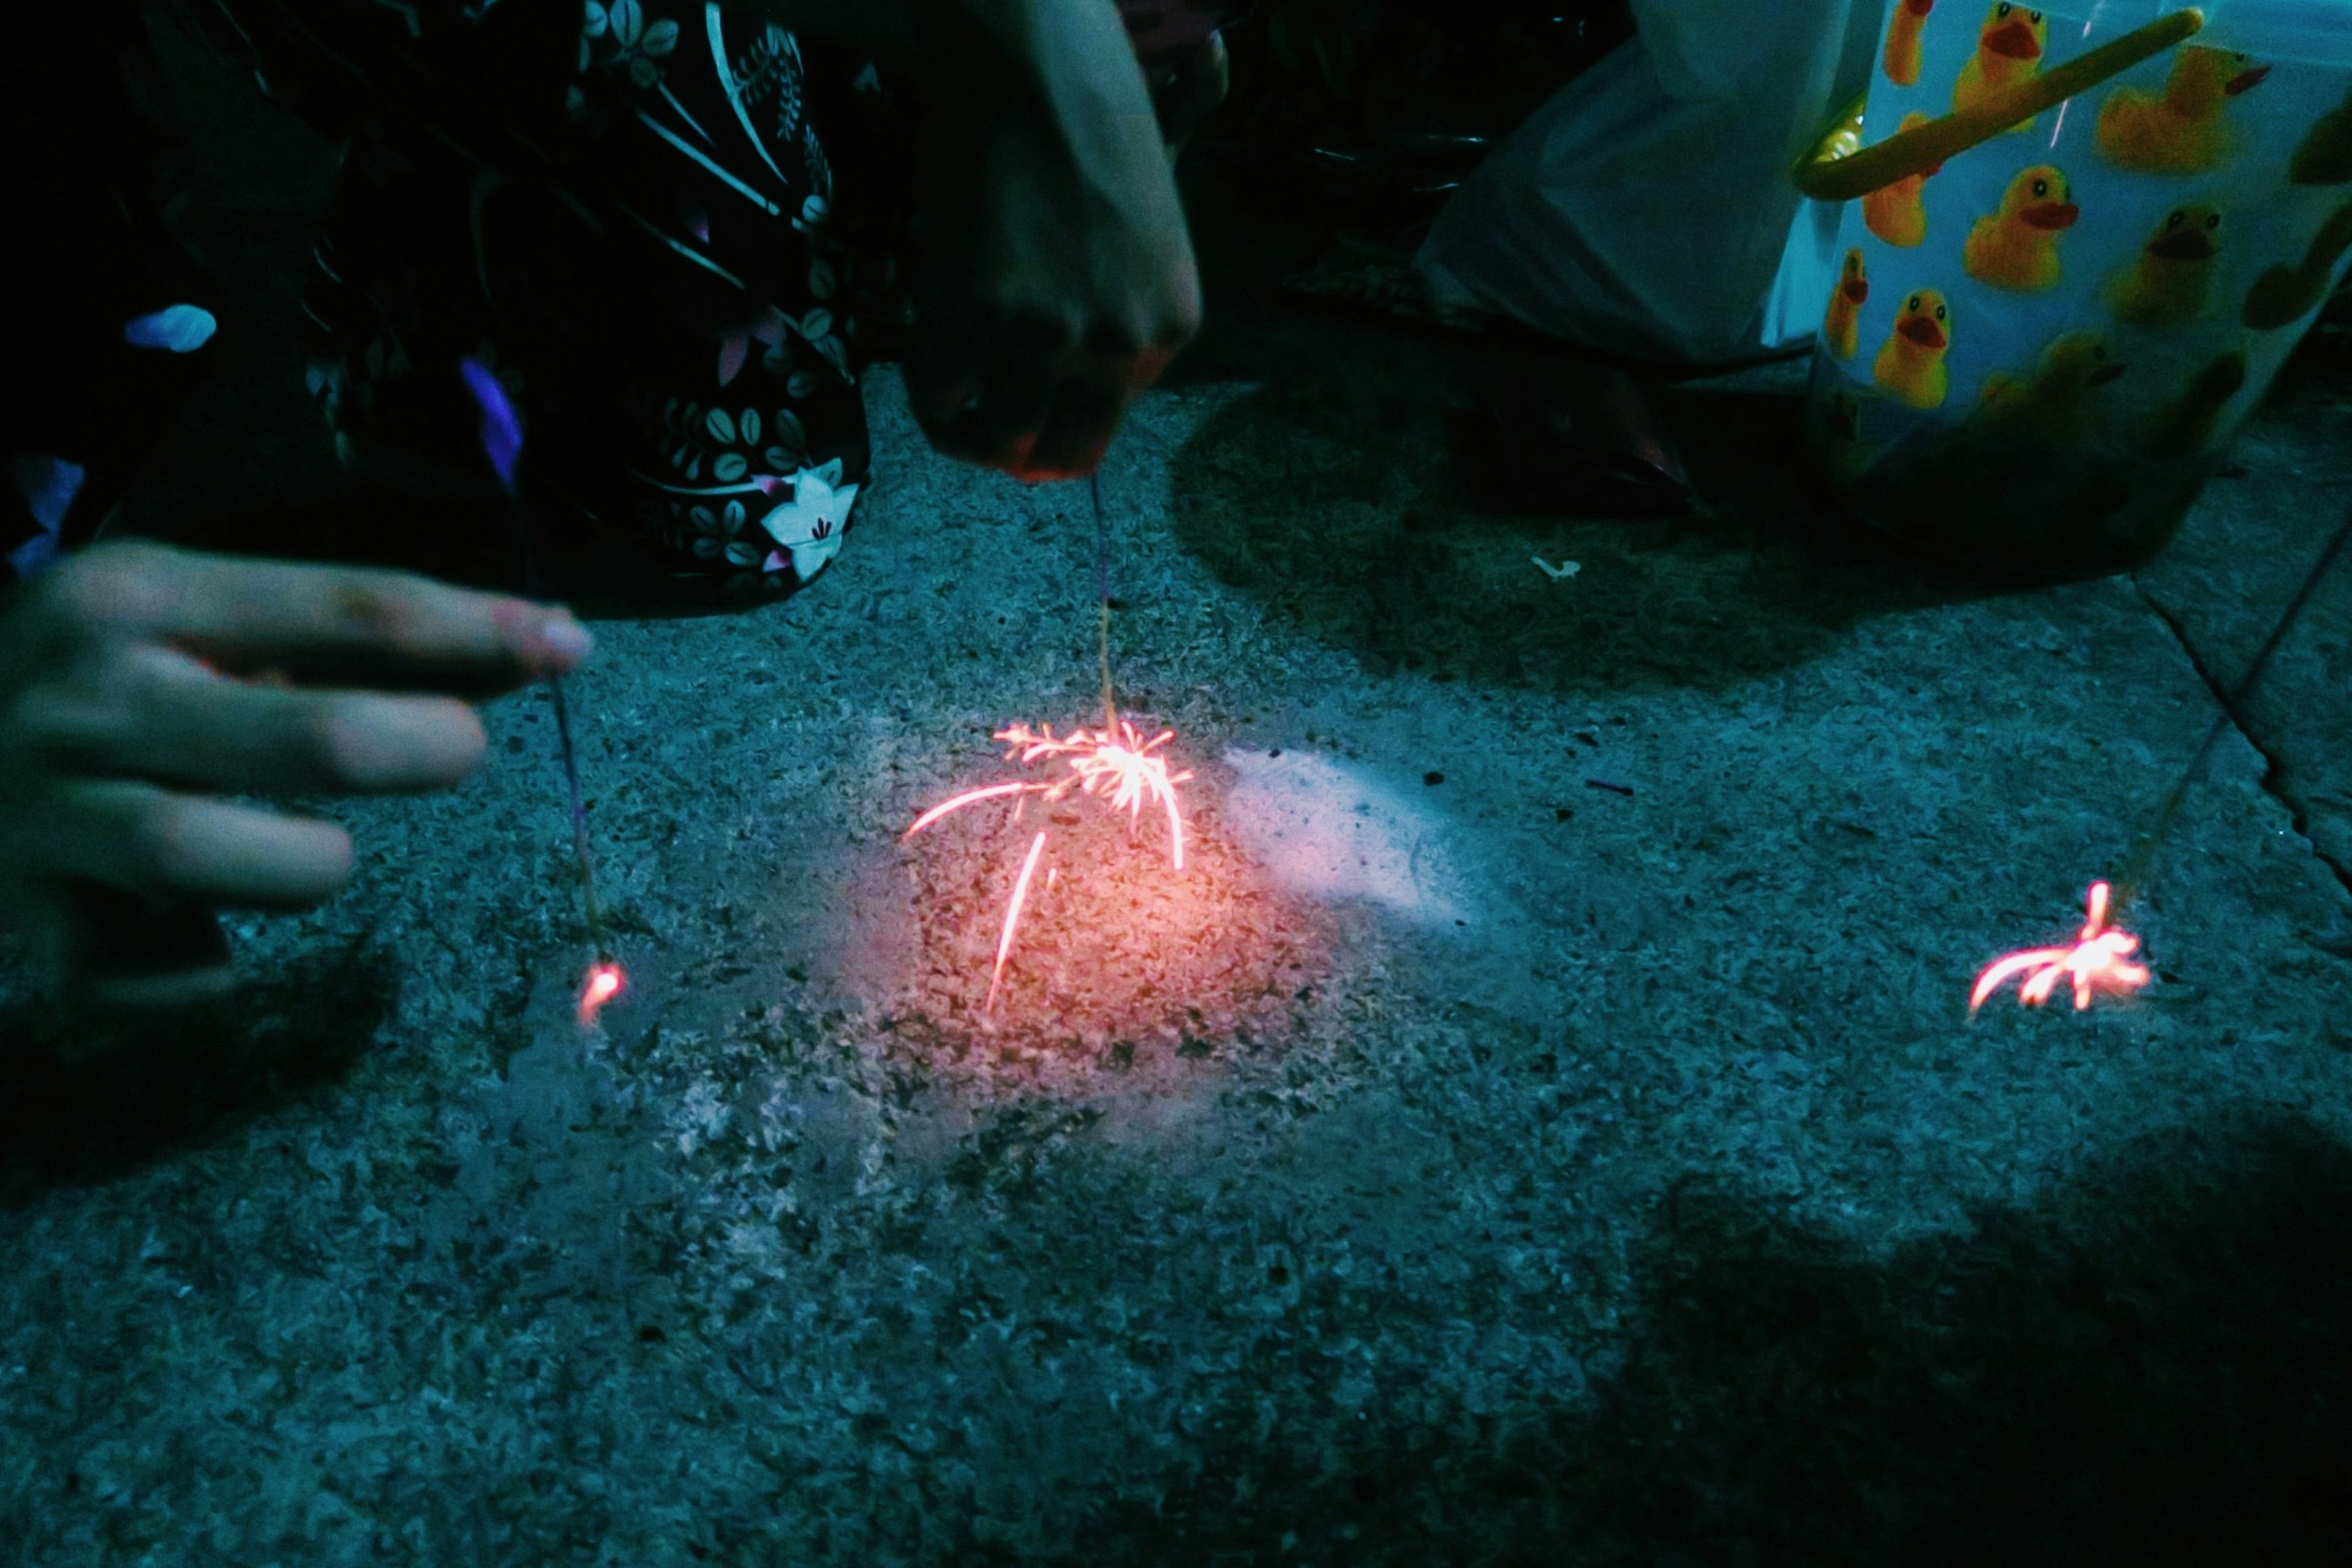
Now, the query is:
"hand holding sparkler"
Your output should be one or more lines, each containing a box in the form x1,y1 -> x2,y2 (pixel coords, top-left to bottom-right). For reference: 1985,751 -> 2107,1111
903,0 -> 1199,481
0,540 -> 589,1020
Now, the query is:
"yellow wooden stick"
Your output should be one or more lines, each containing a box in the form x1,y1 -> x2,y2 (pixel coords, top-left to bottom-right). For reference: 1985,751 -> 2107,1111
1795,9 -> 2204,201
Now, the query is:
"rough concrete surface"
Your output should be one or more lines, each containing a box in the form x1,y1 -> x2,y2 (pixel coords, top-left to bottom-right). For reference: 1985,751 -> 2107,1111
5,31 -> 2352,1568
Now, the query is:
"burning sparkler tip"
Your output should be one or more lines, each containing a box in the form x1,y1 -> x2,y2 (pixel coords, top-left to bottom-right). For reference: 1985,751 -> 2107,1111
1969,880 -> 2150,1016
579,962 -> 626,1026
913,714 -> 1192,1014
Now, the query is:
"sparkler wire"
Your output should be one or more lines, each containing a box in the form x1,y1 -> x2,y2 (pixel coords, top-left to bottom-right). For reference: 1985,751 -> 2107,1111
1093,472 -> 1118,733
1972,499 -> 2349,1014
2111,500 -> 2352,910
507,487 -> 611,965
461,360 -> 614,979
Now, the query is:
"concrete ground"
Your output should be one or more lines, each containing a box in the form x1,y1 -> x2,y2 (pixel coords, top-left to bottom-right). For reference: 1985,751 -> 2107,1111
6,28 -> 2352,1567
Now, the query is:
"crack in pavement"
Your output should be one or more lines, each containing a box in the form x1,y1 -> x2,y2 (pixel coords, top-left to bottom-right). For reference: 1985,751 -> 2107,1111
2131,570 -> 2352,904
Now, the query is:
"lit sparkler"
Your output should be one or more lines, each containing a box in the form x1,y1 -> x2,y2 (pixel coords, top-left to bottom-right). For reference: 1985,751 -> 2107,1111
905,475 -> 1192,1011
906,720 -> 1194,1010
1967,502 -> 2352,1017
461,357 -> 623,1027
1970,881 -> 2150,1014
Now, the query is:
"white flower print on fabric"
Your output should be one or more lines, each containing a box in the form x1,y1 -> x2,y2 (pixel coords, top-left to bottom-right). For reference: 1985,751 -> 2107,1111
757,459 -> 858,581
582,0 -> 679,88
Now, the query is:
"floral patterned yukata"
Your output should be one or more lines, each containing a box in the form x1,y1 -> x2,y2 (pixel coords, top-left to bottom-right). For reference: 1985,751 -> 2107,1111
178,0 -> 913,601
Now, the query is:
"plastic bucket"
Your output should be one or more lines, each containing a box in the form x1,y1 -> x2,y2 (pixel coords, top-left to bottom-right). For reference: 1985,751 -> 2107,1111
1796,1 -> 2352,578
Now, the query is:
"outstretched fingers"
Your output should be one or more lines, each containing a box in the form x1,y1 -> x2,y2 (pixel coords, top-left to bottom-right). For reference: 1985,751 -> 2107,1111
34,543 -> 592,695
22,781 -> 355,911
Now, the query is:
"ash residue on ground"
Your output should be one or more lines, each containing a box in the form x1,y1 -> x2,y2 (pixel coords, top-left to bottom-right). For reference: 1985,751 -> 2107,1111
889,763 -> 1333,1071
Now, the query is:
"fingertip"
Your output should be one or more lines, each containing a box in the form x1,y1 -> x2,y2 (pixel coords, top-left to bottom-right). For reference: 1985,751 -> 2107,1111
79,962 -> 241,1017
487,599 -> 594,684
446,703 -> 490,778
539,614 -> 594,673
304,820 -> 358,899
72,897 -> 238,1017
1023,382 -> 1126,480
270,814 -> 356,899
1007,455 -> 1097,483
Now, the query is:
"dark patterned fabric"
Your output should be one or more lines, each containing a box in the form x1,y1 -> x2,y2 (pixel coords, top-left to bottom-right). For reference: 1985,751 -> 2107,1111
1,3 -> 217,588
176,0 -> 913,600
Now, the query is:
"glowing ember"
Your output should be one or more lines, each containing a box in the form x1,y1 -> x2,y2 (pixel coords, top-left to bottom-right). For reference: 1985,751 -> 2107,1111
1970,881 -> 2150,1014
579,962 -> 626,1027
907,720 -> 1193,1011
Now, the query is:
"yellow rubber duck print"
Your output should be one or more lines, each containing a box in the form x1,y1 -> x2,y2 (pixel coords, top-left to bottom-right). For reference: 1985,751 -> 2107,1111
2244,200 -> 2352,330
1806,383 -> 1872,486
1864,113 -> 1943,247
2291,86 -> 2352,186
1964,165 -> 2078,292
2141,350 -> 2248,454
1953,3 -> 2046,134
1884,0 -> 1935,88
2109,204 -> 2223,326
1976,330 -> 2126,447
2095,47 -> 2268,175
1823,249 -> 1868,359
1874,288 -> 1952,409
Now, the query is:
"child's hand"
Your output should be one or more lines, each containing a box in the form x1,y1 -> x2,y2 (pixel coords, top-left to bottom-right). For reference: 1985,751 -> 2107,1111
903,0 -> 1203,481
0,542 -> 590,1008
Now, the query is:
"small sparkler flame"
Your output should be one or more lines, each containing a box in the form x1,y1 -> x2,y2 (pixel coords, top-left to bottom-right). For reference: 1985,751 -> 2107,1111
907,720 -> 1193,1011
579,962 -> 626,1027
1970,881 -> 2151,1014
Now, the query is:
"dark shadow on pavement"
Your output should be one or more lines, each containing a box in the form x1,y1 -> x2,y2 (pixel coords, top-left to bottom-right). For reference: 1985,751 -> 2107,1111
0,940 -> 393,1207
1169,373 -> 1995,698
1058,1109 -> 2352,1565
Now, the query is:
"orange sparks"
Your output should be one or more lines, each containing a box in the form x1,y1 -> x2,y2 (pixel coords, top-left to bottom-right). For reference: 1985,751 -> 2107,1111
1002,722 -> 1191,870
578,962 -> 626,1027
907,719 -> 1193,1011
1970,881 -> 2151,1014
991,832 -> 1050,1011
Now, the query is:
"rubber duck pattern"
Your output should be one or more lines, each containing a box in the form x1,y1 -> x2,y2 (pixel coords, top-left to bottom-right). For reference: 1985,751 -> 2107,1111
2290,86 -> 2352,185
2245,201 -> 2352,329
1973,329 -> 2126,450
1823,248 -> 1869,358
1874,288 -> 1953,408
1952,3 -> 2045,135
2108,203 -> 2224,326
1811,2 -> 2352,557
1964,165 -> 2078,292
2096,47 -> 2268,175
1864,113 -> 1942,246
1884,0 -> 1934,88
